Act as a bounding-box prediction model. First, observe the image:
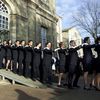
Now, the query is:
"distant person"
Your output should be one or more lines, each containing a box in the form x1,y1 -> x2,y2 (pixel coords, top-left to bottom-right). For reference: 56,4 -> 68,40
6,40 -> 12,71
24,40 -> 33,78
18,40 -> 26,75
82,37 -> 95,90
68,40 -> 82,89
94,37 -> 100,91
42,42 -> 53,84
55,42 -> 66,87
32,42 -> 42,81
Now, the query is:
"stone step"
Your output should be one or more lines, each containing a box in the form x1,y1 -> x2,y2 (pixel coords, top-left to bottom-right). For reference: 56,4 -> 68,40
0,69 -> 45,88
0,79 -> 11,85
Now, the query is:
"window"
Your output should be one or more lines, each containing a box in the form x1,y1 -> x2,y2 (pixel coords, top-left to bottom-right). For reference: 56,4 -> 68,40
0,0 -> 9,30
41,0 -> 49,5
41,26 -> 47,48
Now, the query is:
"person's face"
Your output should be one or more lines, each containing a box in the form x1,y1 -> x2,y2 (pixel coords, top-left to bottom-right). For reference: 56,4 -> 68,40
3,41 -> 7,45
87,38 -> 90,44
37,43 -> 41,48
29,41 -> 33,46
70,41 -> 76,47
98,40 -> 100,44
47,43 -> 52,49
9,40 -> 12,44
16,41 -> 20,46
21,41 -> 25,46
61,43 -> 64,48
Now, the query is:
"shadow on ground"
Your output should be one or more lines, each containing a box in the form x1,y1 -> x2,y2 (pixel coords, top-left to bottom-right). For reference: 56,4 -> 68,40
15,89 -> 40,100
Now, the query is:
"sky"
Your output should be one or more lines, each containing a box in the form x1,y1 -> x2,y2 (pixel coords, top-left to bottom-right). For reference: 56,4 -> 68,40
56,0 -> 81,28
56,0 -> 93,40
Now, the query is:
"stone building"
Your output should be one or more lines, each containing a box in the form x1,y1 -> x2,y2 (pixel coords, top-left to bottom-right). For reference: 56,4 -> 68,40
62,27 -> 83,57
0,0 -> 57,47
56,15 -> 63,46
62,27 -> 82,47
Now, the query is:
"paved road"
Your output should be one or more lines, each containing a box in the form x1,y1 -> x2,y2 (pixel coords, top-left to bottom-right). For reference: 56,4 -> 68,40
0,84 -> 100,100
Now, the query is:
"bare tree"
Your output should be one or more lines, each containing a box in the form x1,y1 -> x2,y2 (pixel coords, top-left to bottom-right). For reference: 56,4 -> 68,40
73,0 -> 100,39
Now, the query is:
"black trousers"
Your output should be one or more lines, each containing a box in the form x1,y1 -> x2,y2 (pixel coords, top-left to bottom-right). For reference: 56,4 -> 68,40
18,59 -> 24,75
32,62 -> 40,79
0,56 -> 3,68
12,59 -> 18,73
43,64 -> 52,84
24,61 -> 31,78
68,61 -> 81,87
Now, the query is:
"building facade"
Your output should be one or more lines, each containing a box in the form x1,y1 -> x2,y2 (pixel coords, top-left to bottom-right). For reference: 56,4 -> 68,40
56,16 -> 63,46
62,27 -> 83,57
62,27 -> 82,47
0,0 -> 57,47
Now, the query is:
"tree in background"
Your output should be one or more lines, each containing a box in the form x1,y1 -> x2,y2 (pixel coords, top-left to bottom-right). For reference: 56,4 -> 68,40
73,0 -> 100,39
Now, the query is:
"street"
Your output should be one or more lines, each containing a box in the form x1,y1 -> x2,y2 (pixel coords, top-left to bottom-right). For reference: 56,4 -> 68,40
0,83 -> 100,100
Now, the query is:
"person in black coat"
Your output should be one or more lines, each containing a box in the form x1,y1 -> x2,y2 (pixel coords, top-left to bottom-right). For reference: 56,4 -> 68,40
0,40 -> 7,69
68,40 -> 82,89
24,40 -> 33,78
55,42 -> 66,87
18,40 -> 26,75
12,40 -> 20,74
32,42 -> 42,81
94,37 -> 100,91
5,40 -> 12,71
42,42 -> 53,84
82,37 -> 95,90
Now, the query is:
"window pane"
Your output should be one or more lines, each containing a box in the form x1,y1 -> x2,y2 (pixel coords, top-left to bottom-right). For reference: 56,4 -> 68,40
0,0 -> 9,30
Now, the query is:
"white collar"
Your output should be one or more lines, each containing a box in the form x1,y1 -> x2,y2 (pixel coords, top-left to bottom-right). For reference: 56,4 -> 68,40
34,47 -> 39,49
44,47 -> 50,50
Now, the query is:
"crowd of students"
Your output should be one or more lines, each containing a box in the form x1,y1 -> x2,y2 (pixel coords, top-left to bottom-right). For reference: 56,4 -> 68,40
0,37 -> 100,91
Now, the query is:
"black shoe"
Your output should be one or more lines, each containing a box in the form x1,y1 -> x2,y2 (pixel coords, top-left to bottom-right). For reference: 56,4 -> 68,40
84,86 -> 91,90
32,78 -> 36,81
95,87 -> 100,91
73,85 -> 80,88
57,84 -> 63,87
63,83 -> 68,86
6,69 -> 8,71
90,84 -> 96,89
68,85 -> 74,89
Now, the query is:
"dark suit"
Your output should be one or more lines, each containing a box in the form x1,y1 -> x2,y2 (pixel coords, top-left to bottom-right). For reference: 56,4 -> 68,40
58,48 -> 66,73
6,45 -> 12,60
0,45 -> 6,68
12,45 -> 18,73
42,48 -> 52,84
18,46 -> 25,75
95,44 -> 100,73
32,47 -> 41,80
68,46 -> 82,88
24,46 -> 33,78
83,44 -> 95,72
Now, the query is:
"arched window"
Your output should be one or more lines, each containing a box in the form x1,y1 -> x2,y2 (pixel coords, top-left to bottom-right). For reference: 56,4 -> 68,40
0,0 -> 10,30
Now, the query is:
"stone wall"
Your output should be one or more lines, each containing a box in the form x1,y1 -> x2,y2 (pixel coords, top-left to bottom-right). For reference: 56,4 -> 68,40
2,0 -> 57,47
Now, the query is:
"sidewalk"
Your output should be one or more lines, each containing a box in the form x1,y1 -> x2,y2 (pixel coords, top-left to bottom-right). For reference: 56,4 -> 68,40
0,84 -> 100,100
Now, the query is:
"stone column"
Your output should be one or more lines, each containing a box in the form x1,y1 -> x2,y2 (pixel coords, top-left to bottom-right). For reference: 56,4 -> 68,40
10,14 -> 17,42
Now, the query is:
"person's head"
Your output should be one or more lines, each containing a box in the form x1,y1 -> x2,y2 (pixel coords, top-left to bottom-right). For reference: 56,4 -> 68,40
35,42 -> 41,48
7,39 -> 12,45
3,40 -> 7,45
59,42 -> 64,48
15,40 -> 20,46
21,40 -> 25,46
46,42 -> 52,49
28,40 -> 33,46
70,40 -> 76,47
96,37 -> 100,44
84,37 -> 90,44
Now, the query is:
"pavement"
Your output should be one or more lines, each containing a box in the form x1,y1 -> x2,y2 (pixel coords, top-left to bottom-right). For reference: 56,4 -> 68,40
0,83 -> 100,100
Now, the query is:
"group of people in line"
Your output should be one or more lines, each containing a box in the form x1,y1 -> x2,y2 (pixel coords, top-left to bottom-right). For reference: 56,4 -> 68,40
0,37 -> 100,91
